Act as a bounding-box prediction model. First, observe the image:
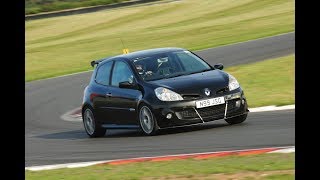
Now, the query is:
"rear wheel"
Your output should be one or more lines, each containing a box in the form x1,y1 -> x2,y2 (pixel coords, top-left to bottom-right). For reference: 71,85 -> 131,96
83,107 -> 106,137
225,114 -> 247,125
139,105 -> 159,135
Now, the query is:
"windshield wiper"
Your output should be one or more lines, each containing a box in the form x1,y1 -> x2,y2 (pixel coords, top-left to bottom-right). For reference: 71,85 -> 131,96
163,69 -> 212,79
164,73 -> 187,79
148,69 -> 212,81
147,73 -> 185,81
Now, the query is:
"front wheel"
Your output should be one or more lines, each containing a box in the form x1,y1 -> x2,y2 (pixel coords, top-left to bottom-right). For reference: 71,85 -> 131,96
139,105 -> 159,135
225,114 -> 247,125
82,107 -> 106,137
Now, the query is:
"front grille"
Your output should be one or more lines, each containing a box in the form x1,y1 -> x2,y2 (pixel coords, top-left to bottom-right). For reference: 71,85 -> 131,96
197,104 -> 225,119
182,94 -> 201,100
176,104 -> 226,120
175,97 -> 245,120
177,109 -> 198,119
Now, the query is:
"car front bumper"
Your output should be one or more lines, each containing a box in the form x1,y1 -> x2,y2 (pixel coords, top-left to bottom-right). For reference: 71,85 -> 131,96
151,88 -> 249,129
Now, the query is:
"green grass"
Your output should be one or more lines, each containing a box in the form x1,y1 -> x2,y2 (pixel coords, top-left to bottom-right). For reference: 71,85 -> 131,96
26,0 -> 131,15
225,54 -> 295,107
26,0 -> 294,82
26,153 -> 294,180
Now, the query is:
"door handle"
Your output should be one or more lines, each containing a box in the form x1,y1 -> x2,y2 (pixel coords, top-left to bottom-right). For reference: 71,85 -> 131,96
106,93 -> 112,97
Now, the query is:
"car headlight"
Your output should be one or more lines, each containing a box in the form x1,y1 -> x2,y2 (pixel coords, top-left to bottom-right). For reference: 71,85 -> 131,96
155,87 -> 183,101
228,74 -> 240,91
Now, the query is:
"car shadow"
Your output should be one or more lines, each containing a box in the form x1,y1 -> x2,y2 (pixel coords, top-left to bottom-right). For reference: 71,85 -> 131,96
36,121 -> 233,140
157,122 -> 229,135
35,129 -> 142,140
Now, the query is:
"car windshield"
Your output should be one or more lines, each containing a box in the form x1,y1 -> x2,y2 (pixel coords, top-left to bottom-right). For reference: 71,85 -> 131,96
132,50 -> 212,81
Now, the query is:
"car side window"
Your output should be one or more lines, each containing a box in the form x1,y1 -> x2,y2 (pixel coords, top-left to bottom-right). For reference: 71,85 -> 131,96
111,61 -> 134,87
95,61 -> 113,86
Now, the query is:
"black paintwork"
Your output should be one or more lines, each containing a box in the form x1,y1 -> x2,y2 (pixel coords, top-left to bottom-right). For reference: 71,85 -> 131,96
82,47 -> 248,129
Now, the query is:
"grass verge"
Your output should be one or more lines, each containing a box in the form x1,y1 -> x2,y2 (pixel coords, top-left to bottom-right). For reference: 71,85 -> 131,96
26,153 -> 294,180
225,54 -> 294,107
26,0 -> 294,81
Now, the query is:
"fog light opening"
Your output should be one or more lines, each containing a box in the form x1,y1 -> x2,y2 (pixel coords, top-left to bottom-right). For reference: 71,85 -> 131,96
236,100 -> 241,107
166,113 -> 173,119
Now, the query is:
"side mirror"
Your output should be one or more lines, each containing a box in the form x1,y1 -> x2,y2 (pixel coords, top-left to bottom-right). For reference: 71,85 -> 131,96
119,81 -> 138,89
214,63 -> 224,70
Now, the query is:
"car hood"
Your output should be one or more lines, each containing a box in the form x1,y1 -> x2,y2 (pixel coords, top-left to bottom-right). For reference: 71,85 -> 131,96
148,70 -> 229,97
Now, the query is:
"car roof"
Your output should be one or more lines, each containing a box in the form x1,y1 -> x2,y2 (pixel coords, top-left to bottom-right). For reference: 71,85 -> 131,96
99,47 -> 186,64
118,47 -> 186,59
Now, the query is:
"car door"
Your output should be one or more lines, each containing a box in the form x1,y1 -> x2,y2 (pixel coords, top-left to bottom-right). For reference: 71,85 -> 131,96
107,60 -> 141,125
92,60 -> 118,124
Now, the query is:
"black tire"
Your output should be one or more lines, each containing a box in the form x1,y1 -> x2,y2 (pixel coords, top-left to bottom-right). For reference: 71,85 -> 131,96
225,114 -> 247,125
138,104 -> 159,135
82,106 -> 106,138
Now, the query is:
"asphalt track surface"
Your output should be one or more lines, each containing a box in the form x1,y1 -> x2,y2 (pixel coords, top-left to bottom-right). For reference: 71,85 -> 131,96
25,32 -> 295,166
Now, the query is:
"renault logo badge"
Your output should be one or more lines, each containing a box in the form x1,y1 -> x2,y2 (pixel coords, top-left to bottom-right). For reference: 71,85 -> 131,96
204,88 -> 211,96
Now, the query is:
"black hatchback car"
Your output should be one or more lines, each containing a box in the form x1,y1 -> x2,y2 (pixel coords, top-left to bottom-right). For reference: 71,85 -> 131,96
82,47 -> 248,137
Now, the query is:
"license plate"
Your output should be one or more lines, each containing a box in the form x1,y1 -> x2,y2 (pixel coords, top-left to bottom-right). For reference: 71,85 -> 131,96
195,97 -> 225,109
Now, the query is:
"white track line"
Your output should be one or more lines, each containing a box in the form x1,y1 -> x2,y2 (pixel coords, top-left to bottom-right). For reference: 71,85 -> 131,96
25,160 -> 108,171
249,105 -> 295,112
268,147 -> 295,154
60,108 -> 83,122
25,146 -> 294,171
